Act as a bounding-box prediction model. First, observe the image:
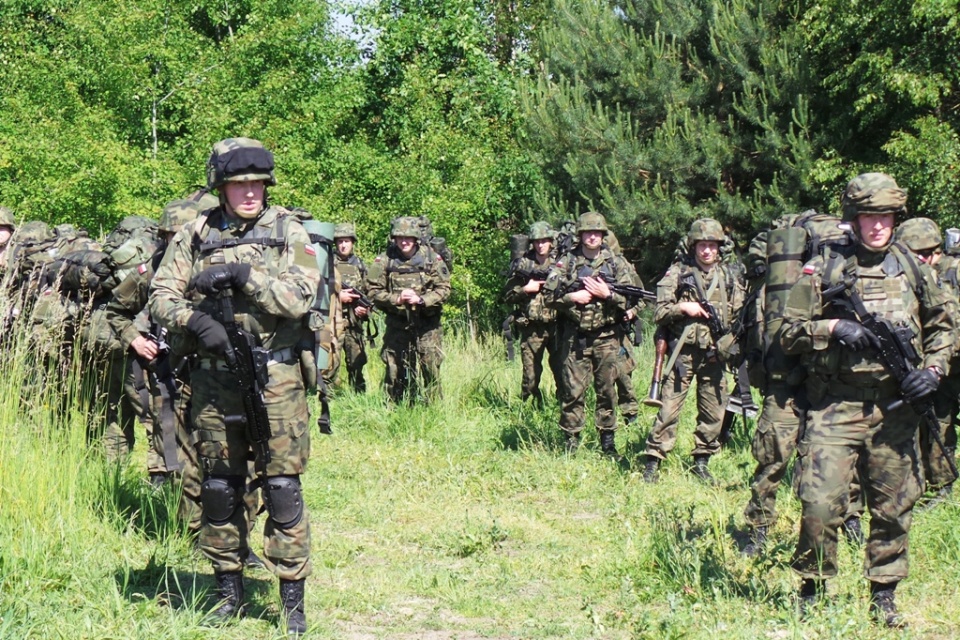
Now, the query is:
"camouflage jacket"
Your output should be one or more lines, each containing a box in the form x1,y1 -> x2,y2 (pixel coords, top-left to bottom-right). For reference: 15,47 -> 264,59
502,252 -> 557,324
148,205 -> 320,356
781,244 -> 956,386
336,252 -> 367,329
544,245 -> 634,334
654,259 -> 744,349
365,243 -> 451,319
105,249 -> 163,351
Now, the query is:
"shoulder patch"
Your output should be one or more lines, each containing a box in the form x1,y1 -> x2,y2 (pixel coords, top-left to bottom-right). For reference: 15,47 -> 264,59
137,263 -> 148,274
304,244 -> 316,257
803,264 -> 816,275
375,256 -> 382,263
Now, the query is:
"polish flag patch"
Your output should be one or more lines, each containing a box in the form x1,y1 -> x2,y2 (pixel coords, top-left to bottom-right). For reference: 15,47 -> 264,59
802,264 -> 815,275
304,244 -> 317,257
137,263 -> 148,274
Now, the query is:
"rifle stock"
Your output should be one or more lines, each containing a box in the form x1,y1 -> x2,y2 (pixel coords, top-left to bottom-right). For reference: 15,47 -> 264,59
645,326 -> 669,407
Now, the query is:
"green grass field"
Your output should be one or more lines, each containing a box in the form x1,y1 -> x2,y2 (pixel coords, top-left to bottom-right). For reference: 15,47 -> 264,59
1,327 -> 959,639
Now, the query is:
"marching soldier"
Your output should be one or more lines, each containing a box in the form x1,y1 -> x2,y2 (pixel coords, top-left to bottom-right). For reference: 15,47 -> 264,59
332,223 -> 370,393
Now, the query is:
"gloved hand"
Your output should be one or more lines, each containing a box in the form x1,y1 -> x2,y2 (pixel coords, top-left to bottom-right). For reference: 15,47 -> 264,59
901,368 -> 940,403
832,319 -> 880,352
186,311 -> 232,358
194,263 -> 252,296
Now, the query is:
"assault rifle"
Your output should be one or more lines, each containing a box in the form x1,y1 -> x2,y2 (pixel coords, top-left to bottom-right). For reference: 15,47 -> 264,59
823,277 -> 959,480
502,264 -> 553,361
677,273 -> 726,341
219,290 -> 275,493
565,269 -> 657,305
145,325 -> 185,473
343,286 -> 379,346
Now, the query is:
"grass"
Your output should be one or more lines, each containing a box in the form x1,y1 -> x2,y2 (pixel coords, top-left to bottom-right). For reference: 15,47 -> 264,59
1,317 -> 959,639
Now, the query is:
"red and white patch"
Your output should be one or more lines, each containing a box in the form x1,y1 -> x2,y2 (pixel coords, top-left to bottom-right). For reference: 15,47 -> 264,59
137,263 -> 148,274
304,244 -> 316,257
802,264 -> 816,275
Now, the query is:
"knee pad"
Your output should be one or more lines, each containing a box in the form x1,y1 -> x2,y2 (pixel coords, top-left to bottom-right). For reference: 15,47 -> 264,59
264,475 -> 304,529
200,475 -> 245,526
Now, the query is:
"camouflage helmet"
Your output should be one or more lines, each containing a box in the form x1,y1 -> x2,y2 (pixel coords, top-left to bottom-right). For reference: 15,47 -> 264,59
186,188 -> 220,211
0,206 -> 15,229
334,222 -> 357,240
527,221 -> 554,241
158,199 -> 203,234
841,172 -> 907,222
576,212 -> 608,234
391,216 -> 421,238
687,218 -> 725,246
895,217 -> 942,253
206,137 -> 276,190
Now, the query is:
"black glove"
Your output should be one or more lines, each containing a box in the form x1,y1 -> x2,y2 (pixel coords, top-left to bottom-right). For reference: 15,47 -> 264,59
186,311 -> 232,358
832,319 -> 880,352
901,368 -> 940,403
194,263 -> 252,296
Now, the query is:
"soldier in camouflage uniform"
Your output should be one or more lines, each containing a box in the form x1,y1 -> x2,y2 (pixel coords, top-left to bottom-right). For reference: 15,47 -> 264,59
894,217 -> 958,508
366,216 -> 451,404
543,212 -> 636,456
642,219 -> 744,483
149,138 -> 320,635
332,223 -> 370,393
781,173 -> 956,627
502,221 -> 562,404
0,206 -> 15,272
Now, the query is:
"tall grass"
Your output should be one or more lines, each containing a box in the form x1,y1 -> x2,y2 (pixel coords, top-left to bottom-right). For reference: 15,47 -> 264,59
0,317 -> 958,638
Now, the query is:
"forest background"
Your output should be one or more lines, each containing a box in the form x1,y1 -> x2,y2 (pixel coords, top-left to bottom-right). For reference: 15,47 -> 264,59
1,0 -> 959,317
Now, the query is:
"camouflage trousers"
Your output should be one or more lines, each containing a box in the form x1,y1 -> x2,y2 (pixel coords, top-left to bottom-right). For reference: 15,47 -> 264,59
926,369 -> 960,489
792,392 -> 922,583
381,316 -> 443,404
340,324 -> 368,393
617,336 -> 639,421
744,383 -> 862,528
518,322 -> 562,404
644,347 -> 725,460
101,352 -> 141,462
558,331 -> 621,434
192,361 -> 312,581
126,359 -> 163,474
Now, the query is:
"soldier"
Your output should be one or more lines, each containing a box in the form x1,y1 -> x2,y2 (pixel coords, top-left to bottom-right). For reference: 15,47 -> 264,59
781,174 -> 956,626
543,212 -> 636,456
149,138 -> 320,635
642,219 -> 744,483
0,206 -> 15,271
502,221 -> 562,405
332,223 -> 370,393
366,216 -> 451,404
894,217 -> 958,507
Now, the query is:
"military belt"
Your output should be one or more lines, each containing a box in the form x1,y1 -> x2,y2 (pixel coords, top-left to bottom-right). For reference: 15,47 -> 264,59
817,378 -> 899,402
197,346 -> 296,372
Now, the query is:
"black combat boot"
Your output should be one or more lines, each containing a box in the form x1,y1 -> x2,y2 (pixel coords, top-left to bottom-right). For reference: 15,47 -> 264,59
841,515 -> 864,545
869,581 -> 905,628
691,455 -> 715,484
742,525 -> 768,557
280,578 -> 307,636
149,472 -> 168,488
209,571 -> 244,621
564,432 -> 581,454
642,456 -> 660,484
599,430 -> 618,456
797,578 -> 825,618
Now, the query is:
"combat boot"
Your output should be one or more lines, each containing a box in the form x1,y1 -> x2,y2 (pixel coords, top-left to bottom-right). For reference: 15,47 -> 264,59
742,525 -> 768,557
209,571 -> 244,621
599,430 -> 618,457
280,578 -> 307,636
148,472 -> 168,488
797,578 -> 825,618
242,548 -> 267,570
564,432 -> 581,454
841,515 -> 864,545
869,581 -> 905,628
642,456 -> 660,484
691,455 -> 715,484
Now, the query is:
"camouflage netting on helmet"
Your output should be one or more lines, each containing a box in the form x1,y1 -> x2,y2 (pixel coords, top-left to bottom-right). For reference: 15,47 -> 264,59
895,217 -> 942,253
334,222 -> 357,240
0,206 -> 15,229
576,212 -> 608,233
391,216 -> 421,238
841,172 -> 907,221
687,218 -> 725,245
527,221 -> 554,241
206,137 -> 276,190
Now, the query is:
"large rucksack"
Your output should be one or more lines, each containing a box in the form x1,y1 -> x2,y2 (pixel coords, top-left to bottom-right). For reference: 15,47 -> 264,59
101,216 -> 161,290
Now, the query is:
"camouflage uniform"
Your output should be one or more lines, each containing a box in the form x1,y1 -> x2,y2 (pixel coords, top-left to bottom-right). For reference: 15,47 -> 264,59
502,222 -> 561,404
643,219 -> 744,478
332,223 -> 370,393
782,174 -> 956,624
366,217 -> 451,403
149,138 -> 320,634
897,218 -> 959,493
543,212 -> 636,454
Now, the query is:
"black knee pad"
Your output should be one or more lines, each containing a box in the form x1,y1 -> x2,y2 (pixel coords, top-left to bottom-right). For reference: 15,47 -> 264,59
264,475 -> 304,529
200,475 -> 245,526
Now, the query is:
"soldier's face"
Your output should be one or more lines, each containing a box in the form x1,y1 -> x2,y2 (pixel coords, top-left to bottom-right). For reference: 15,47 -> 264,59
857,213 -> 894,249
695,241 -> 720,268
337,238 -> 354,256
0,226 -> 11,248
223,180 -> 266,219
395,235 -> 418,257
533,238 -> 552,257
580,230 -> 604,250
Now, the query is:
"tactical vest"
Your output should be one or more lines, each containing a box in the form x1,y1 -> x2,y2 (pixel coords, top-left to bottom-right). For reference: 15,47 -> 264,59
557,248 -> 625,333
665,261 -> 737,349
509,253 -> 556,324
380,245 -> 444,318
